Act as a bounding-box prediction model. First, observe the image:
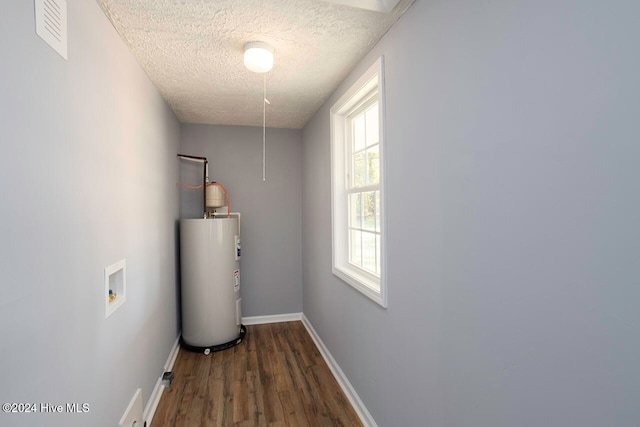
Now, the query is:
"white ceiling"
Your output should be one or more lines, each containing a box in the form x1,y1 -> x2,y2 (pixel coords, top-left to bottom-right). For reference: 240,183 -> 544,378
96,0 -> 413,129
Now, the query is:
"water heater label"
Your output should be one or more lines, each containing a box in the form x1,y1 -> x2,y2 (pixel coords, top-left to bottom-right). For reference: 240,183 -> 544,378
233,269 -> 240,292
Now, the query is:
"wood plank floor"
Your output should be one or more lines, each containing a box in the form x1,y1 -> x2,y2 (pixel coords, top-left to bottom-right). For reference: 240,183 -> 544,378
152,321 -> 363,427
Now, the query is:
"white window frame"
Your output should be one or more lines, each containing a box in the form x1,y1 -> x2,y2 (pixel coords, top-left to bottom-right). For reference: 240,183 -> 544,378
330,56 -> 387,308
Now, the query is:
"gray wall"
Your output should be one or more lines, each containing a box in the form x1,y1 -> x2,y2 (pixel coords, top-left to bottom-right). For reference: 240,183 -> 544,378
0,1 -> 180,426
180,125 -> 303,317
302,0 -> 640,426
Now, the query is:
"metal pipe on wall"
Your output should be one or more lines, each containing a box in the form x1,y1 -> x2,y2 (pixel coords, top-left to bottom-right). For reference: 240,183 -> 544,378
177,153 -> 209,217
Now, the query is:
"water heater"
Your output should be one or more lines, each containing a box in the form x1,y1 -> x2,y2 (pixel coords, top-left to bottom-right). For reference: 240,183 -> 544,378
180,216 -> 243,352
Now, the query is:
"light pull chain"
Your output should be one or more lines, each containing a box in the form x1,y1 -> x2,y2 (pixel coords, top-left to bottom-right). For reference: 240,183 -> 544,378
262,74 -> 267,182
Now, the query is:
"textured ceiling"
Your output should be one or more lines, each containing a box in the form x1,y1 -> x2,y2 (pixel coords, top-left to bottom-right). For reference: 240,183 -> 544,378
96,0 -> 413,129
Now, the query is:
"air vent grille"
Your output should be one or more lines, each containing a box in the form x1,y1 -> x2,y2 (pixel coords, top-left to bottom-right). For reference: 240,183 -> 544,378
35,0 -> 67,60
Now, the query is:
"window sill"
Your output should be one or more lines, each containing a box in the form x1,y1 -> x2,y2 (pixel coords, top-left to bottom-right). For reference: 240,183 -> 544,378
333,265 -> 387,308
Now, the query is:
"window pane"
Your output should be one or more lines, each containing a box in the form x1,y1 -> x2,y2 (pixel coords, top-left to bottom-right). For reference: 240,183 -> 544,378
363,191 -> 376,231
366,145 -> 379,185
350,229 -> 362,267
353,151 -> 365,188
362,231 -> 377,274
365,104 -> 379,147
353,114 -> 365,152
349,193 -> 362,228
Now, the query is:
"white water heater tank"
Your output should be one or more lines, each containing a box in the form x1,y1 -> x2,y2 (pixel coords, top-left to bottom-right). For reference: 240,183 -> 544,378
180,217 -> 241,349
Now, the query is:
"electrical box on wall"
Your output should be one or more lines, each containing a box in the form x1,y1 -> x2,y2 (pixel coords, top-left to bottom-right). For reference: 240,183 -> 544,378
105,259 -> 126,318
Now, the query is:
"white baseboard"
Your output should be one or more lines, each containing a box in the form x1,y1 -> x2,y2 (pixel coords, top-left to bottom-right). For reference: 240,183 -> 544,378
144,333 -> 181,426
242,312 -> 302,325
301,314 -> 378,427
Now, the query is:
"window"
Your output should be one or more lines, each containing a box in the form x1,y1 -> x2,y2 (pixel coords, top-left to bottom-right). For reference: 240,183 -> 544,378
331,57 -> 387,307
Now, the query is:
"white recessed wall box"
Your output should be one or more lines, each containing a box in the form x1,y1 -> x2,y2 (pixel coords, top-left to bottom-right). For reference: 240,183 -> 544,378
105,259 -> 126,318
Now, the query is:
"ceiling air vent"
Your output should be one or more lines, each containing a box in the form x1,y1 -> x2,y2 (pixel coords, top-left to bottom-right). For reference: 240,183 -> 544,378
34,0 -> 67,60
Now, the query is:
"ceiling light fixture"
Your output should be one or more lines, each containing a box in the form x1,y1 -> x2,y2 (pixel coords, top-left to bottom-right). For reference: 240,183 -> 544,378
243,41 -> 274,73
